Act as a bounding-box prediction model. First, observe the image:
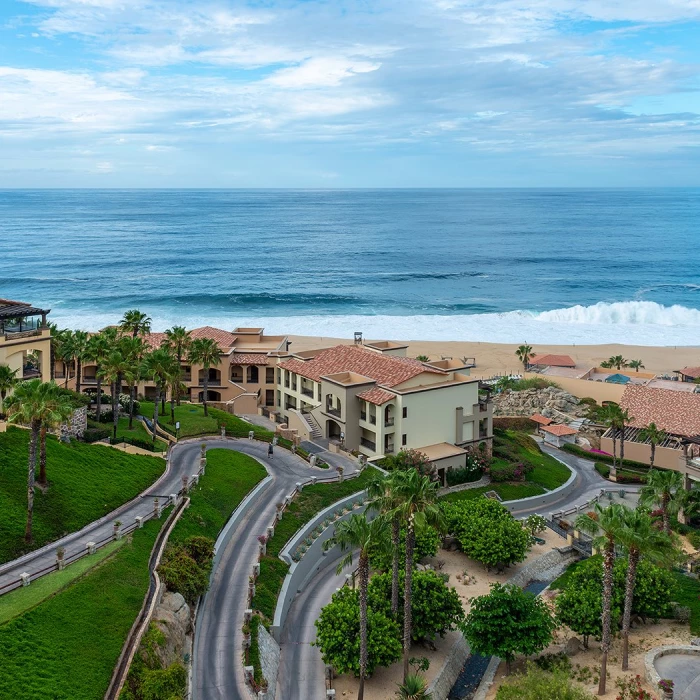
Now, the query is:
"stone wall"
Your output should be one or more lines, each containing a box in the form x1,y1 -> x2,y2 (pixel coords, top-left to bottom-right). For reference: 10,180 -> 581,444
493,386 -> 586,420
60,406 -> 87,439
258,625 -> 280,700
426,635 -> 470,700
507,546 -> 580,588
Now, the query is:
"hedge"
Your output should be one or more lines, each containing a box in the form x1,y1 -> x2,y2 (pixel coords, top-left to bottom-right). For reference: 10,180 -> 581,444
594,462 -> 647,484
493,417 -> 538,433
562,443 -> 649,471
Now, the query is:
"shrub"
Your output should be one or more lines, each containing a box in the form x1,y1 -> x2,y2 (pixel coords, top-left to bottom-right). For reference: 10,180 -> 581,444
314,587 -> 402,676
158,536 -> 215,604
490,461 -> 533,482
687,531 -> 700,551
370,525 -> 440,571
493,417 -> 538,433
442,498 -> 531,570
496,664 -> 594,699
82,427 -> 111,443
562,443 -> 649,471
369,570 -> 464,640
446,465 -> 482,486
87,409 -> 115,423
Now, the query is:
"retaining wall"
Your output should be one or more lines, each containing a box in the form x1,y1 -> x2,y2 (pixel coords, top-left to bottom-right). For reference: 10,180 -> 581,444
427,635 -> 470,700
271,489 -> 368,640
258,625 -> 281,700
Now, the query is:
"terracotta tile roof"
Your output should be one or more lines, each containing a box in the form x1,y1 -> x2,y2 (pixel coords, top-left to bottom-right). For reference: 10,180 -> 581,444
541,424 -> 578,436
529,354 -> 576,367
679,366 -> 700,379
144,326 -> 237,352
232,353 -> 269,366
356,387 -> 396,405
279,344 -> 444,387
530,413 -> 553,426
621,385 -> 700,438
145,332 -> 166,349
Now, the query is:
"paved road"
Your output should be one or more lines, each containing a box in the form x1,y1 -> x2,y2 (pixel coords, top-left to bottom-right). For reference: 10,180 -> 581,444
191,438 -> 358,700
0,444 -> 185,591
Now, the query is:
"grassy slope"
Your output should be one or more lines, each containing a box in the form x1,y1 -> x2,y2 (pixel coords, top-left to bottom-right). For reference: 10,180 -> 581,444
168,448 -> 267,545
0,427 -> 165,564
253,467 -> 379,621
0,516 -> 165,700
673,572 -> 700,635
114,417 -> 168,452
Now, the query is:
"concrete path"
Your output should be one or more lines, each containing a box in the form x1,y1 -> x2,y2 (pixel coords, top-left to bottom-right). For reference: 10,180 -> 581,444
191,438 -> 358,700
655,653 -> 700,699
0,446 -> 184,592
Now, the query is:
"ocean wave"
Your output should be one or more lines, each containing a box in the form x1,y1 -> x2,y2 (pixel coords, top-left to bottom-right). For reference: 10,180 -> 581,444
48,300 -> 700,346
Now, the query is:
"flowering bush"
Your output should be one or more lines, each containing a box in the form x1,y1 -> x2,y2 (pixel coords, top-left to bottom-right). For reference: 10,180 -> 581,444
490,462 -> 533,482
257,534 -> 267,545
658,679 -> 674,693
614,674 -> 656,700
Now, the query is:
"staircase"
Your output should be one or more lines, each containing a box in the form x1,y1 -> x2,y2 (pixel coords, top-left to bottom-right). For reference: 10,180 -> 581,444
302,411 -> 323,440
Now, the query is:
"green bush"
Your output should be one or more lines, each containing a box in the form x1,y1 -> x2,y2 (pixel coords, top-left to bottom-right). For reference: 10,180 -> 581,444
687,531 -> 700,551
446,465 -> 482,486
509,377 -> 560,391
562,443 -> 649,471
369,525 -> 440,571
493,417 -> 538,433
314,586 -> 402,676
496,664 -> 594,699
248,615 -> 267,690
83,426 -> 111,443
489,461 -> 533,482
158,542 -> 212,604
594,462 -> 647,484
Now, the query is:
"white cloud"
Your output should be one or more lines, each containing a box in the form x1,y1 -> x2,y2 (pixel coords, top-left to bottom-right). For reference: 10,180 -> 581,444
265,57 -> 381,88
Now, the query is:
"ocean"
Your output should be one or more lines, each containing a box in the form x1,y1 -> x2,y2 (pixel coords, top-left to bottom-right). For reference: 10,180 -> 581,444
1,189 -> 699,346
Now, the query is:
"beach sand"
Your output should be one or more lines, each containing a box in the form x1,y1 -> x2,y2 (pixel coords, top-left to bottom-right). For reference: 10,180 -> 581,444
288,335 -> 700,379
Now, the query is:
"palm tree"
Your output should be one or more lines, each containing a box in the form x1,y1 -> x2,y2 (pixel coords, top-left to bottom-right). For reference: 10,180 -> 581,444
602,403 -> 622,471
163,326 -> 191,406
627,359 -> 645,372
396,675 -> 432,699
37,382 -> 73,486
617,407 -> 632,465
638,422 -> 667,469
640,468 -> 685,535
617,508 -> 672,670
47,322 -> 59,380
99,348 -> 131,440
70,330 -> 90,396
324,513 -> 389,700
55,329 -> 75,389
515,344 -> 533,370
392,469 -> 444,682
142,349 -> 179,445
85,331 -> 112,421
367,472 -> 404,616
188,337 -> 221,417
119,335 -> 147,429
119,309 -> 152,338
0,364 -> 19,416
415,355 -> 429,362
606,355 -> 628,371
575,503 -> 625,696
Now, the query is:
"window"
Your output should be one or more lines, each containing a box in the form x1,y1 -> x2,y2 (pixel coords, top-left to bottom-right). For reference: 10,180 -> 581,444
277,368 -> 282,384
266,367 -> 275,384
402,407 -> 408,418
402,434 -> 407,446
247,366 -> 259,384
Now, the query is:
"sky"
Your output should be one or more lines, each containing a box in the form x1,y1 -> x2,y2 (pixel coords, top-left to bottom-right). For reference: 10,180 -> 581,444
1,0 -> 699,187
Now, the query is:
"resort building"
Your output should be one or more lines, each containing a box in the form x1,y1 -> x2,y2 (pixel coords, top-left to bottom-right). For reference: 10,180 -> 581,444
0,298 -> 52,386
273,340 -> 492,480
75,326 -> 289,414
528,354 -> 576,370
600,385 -> 700,473
675,366 -> 700,384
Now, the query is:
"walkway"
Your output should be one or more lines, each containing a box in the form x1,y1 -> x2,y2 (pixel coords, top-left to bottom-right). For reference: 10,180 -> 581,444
655,652 -> 700,699
191,438 -> 358,700
0,446 -> 183,592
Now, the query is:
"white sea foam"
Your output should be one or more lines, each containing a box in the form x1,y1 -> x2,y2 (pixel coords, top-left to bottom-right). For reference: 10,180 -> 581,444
49,301 -> 700,346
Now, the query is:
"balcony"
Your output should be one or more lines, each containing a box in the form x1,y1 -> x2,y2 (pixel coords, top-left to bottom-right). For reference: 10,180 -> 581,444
326,407 -> 341,418
361,437 -> 376,451
301,386 -> 314,398
285,402 -> 297,411
82,376 -> 98,384
181,374 -> 192,383
230,374 -> 243,384
384,443 -> 395,454
4,328 -> 43,342
22,366 -> 40,380
203,379 -> 221,387
360,411 -> 367,421
385,417 -> 395,427
369,415 -> 376,425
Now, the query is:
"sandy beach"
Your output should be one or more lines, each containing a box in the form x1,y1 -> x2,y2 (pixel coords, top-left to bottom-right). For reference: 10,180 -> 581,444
288,335 -> 700,379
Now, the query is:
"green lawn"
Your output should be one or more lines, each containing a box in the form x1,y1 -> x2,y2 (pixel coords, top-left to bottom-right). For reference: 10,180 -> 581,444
114,417 -> 168,452
439,483 -> 546,504
0,540 -> 125,625
673,572 -> 700,635
0,516 -> 167,699
253,467 -> 379,622
0,427 -> 166,564
167,448 -> 267,545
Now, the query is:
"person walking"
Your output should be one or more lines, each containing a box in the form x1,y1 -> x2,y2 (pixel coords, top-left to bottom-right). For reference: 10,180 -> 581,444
268,442 -> 274,459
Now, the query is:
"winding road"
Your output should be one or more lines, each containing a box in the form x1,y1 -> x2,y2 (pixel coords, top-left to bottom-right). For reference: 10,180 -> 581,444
190,437 -> 358,700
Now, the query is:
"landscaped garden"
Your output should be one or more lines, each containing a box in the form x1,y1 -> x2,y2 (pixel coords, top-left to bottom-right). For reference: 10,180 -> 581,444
0,515 -> 168,699
0,426 -> 165,563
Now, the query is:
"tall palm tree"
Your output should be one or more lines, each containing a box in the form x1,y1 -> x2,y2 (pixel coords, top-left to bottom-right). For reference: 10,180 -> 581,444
367,472 -> 404,616
606,355 -> 628,371
142,348 -> 179,445
70,330 -> 90,396
324,513 -> 389,700
515,344 -> 533,370
627,359 -> 645,373
85,331 -> 112,421
37,383 -> 73,486
187,337 -> 221,417
638,422 -> 667,469
0,364 -> 19,416
99,348 -> 131,440
575,503 -> 625,696
392,469 -> 444,682
163,326 -> 191,406
55,329 -> 75,389
616,508 -> 672,670
119,335 -> 147,429
640,468 -> 685,535
617,407 -> 632,465
47,322 -> 59,380
119,309 -> 152,338
602,403 -> 622,471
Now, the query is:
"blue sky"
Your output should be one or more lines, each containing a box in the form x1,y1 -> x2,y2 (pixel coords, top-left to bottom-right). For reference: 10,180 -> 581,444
1,0 -> 699,187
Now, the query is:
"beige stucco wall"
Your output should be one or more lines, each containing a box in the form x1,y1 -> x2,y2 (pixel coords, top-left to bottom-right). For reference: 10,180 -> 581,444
600,436 -> 681,470
0,329 -> 52,386
523,372 -> 626,404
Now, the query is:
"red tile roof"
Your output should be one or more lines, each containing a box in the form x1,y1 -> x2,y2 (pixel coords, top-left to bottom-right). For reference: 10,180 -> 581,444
279,345 -> 444,387
356,387 -> 396,405
541,424 -> 578,436
530,413 -> 553,426
679,366 -> 700,379
621,385 -> 700,438
144,326 -> 237,352
529,354 -> 576,367
232,353 -> 269,366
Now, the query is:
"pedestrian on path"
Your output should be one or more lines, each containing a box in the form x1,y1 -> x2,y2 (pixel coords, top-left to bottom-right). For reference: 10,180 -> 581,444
268,442 -> 274,458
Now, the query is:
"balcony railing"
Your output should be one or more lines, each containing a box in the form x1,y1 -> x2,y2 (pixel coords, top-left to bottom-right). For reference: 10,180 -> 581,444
326,407 -> 341,418
3,328 -> 43,341
201,379 -> 221,387
385,443 -> 395,454
82,377 -> 98,384
181,374 -> 192,382
385,417 -> 395,427
285,402 -> 297,411
301,387 -> 314,398
230,375 -> 243,383
361,437 -> 376,451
